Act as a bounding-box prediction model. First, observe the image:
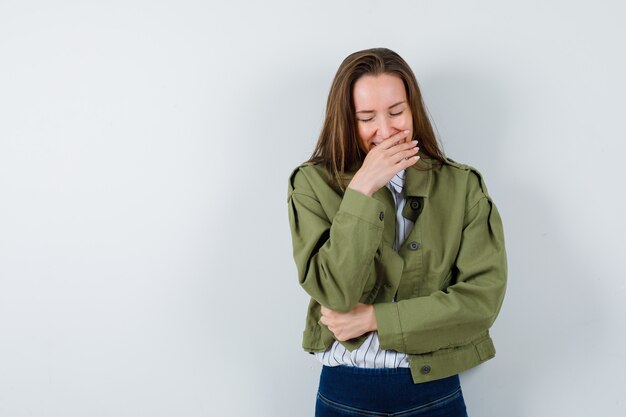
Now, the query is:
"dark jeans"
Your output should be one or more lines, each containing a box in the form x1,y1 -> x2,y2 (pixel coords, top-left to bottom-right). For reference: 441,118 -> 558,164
316,365 -> 468,417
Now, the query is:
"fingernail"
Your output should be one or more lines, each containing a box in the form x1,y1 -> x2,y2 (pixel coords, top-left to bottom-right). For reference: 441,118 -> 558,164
411,140 -> 417,145
404,130 -> 410,134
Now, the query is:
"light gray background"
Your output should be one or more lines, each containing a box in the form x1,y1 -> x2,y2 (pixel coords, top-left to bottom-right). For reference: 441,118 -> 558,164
1,1 -> 624,416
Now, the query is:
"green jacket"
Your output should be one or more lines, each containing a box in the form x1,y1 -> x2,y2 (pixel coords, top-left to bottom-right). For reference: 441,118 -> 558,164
287,157 -> 507,383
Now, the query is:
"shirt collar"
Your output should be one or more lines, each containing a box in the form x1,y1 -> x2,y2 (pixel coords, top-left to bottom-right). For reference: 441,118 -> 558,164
387,169 -> 405,194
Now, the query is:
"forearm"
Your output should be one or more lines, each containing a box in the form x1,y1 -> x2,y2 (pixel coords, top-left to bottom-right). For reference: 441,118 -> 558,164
374,276 -> 506,354
374,197 -> 507,354
320,303 -> 378,341
290,187 -> 386,312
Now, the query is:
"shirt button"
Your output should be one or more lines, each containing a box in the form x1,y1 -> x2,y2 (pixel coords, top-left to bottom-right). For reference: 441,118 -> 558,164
420,365 -> 431,374
410,200 -> 420,210
379,212 -> 384,221
409,242 -> 420,250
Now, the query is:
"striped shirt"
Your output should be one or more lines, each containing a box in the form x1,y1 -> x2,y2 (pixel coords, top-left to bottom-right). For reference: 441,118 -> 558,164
315,169 -> 414,368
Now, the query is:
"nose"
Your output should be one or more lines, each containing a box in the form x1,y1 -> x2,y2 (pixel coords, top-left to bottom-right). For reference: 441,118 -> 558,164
375,117 -> 394,139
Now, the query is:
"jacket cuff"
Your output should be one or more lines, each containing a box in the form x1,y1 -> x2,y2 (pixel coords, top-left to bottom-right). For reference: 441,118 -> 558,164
339,188 -> 386,227
374,302 -> 405,352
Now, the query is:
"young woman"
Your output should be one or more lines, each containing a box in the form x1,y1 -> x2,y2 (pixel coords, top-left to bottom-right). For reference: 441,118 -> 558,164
287,48 -> 507,417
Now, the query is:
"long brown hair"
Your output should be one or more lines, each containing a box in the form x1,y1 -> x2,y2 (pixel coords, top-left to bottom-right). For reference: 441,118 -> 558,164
308,48 -> 445,188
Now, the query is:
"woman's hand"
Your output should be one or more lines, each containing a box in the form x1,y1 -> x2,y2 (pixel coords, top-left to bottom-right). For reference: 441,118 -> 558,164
348,130 -> 419,197
320,303 -> 378,342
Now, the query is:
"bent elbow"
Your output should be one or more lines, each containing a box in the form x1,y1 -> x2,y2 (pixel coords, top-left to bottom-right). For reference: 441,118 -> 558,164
300,278 -> 359,312
299,258 -> 363,312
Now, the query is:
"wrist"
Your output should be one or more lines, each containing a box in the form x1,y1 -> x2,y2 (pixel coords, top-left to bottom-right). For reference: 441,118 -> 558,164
347,177 -> 375,197
369,305 -> 378,332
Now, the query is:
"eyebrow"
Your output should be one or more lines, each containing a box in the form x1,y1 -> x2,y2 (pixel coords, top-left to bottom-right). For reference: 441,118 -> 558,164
356,101 -> 406,114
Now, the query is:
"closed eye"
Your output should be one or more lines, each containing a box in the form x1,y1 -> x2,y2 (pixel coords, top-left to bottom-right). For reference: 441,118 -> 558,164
357,108 -> 404,122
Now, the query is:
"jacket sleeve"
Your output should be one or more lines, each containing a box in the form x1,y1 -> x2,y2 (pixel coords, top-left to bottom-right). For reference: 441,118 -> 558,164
374,174 -> 507,354
288,166 -> 386,312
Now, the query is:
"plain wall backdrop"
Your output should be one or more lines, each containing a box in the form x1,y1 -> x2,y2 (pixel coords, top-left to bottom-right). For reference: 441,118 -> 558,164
1,1 -> 625,416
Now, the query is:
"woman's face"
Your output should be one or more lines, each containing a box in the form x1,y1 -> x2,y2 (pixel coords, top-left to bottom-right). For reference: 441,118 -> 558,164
352,73 -> 413,154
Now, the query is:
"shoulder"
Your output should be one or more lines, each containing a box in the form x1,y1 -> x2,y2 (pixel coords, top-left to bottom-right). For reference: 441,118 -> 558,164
287,162 -> 336,200
438,157 -> 493,207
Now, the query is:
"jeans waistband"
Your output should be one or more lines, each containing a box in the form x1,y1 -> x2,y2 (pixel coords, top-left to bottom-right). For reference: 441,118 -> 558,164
318,365 -> 463,414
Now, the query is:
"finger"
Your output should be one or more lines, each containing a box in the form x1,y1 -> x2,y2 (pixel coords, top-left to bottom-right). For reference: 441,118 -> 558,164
399,155 -> 420,169
376,130 -> 411,150
388,140 -> 418,155
388,129 -> 412,143
390,146 -> 419,163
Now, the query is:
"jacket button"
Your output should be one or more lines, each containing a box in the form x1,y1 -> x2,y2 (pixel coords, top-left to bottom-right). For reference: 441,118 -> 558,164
410,200 -> 420,210
409,242 -> 420,250
420,365 -> 431,374
379,212 -> 384,221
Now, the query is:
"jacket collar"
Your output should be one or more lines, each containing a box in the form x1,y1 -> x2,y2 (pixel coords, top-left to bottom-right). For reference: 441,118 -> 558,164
404,157 -> 432,197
